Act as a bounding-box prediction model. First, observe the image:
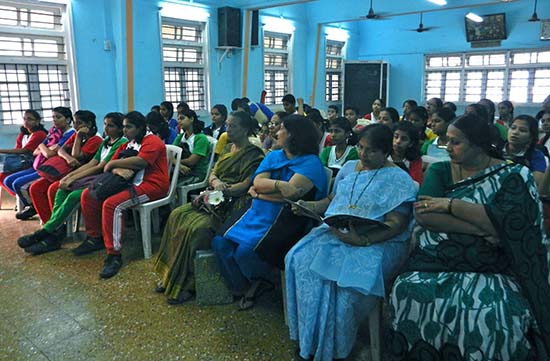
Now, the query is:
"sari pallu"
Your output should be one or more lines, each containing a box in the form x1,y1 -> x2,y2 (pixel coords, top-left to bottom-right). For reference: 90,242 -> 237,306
153,144 -> 264,299
389,163 -> 550,360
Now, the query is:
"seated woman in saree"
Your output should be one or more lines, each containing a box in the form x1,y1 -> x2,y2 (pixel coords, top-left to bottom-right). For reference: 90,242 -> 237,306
212,115 -> 328,310
285,124 -> 417,361
388,113 -> 550,360
152,111 -> 265,305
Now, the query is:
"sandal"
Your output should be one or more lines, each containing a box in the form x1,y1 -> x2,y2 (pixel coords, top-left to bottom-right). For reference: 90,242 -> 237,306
238,279 -> 274,311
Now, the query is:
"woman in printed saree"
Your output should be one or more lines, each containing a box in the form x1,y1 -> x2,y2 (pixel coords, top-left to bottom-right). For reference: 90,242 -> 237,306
212,115 -> 328,311
153,111 -> 264,305
388,114 -> 550,360
285,124 -> 417,361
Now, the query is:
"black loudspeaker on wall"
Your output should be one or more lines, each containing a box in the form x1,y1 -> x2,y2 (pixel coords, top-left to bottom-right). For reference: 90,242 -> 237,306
251,10 -> 259,46
218,6 -> 242,47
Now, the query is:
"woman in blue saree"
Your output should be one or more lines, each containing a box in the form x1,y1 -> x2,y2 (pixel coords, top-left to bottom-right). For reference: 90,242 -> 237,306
389,114 -> 550,360
285,124 -> 418,361
212,115 -> 328,310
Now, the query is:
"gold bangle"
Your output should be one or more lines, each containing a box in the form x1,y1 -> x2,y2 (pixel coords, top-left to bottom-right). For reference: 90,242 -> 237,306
447,198 -> 454,214
274,180 -> 280,191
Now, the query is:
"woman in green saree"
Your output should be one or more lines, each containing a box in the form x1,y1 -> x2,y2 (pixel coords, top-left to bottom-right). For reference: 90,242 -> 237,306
153,111 -> 264,305
389,114 -> 550,360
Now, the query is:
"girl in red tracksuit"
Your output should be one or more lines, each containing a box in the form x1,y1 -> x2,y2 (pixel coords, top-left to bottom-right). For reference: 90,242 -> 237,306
76,111 -> 169,279
29,110 -> 102,224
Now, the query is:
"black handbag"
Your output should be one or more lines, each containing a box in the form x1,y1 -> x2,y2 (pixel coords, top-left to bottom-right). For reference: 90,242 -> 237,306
217,199 -> 314,269
87,148 -> 138,201
3,153 -> 34,173
88,173 -> 132,201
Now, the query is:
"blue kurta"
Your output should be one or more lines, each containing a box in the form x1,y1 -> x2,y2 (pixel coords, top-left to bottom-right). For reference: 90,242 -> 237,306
223,149 -> 327,249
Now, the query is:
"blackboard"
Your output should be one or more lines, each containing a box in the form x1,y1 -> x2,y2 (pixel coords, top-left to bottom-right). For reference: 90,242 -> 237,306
343,62 -> 389,117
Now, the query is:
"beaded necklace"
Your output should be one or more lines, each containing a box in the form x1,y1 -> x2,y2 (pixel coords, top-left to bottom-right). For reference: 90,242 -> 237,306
348,167 -> 380,209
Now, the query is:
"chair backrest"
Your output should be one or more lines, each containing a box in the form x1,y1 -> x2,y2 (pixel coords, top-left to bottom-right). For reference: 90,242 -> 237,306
323,167 -> 333,198
165,144 -> 183,198
203,137 -> 217,182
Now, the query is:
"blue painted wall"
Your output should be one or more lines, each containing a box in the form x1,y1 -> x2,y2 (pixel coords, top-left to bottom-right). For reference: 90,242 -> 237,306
2,0 -> 548,149
71,0 -> 125,119
352,1 -> 549,116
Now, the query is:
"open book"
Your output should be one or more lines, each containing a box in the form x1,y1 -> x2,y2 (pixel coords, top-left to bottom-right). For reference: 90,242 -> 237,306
285,199 -> 389,230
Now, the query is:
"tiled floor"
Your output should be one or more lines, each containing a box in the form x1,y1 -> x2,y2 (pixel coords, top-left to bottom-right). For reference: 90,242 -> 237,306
0,196 -> 375,361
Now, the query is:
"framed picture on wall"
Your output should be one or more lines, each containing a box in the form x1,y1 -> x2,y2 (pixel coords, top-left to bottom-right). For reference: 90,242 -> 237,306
465,13 -> 507,42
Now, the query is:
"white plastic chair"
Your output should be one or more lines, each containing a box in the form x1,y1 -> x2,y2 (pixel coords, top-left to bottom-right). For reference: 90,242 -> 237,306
131,145 -> 182,259
0,187 -> 9,210
177,138 -> 217,205
65,205 -> 81,237
0,187 -> 25,212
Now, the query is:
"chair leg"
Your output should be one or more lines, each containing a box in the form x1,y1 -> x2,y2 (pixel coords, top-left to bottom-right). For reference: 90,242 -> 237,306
152,208 -> 160,234
131,209 -> 139,232
138,209 -> 152,259
281,270 -> 289,326
66,207 -> 80,237
178,187 -> 187,206
16,195 -> 24,213
369,299 -> 382,361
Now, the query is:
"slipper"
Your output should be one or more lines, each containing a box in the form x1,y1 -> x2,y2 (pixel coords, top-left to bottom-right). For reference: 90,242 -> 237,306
238,280 -> 274,311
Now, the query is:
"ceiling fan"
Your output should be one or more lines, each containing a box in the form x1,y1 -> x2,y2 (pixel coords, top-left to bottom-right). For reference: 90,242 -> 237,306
365,0 -> 389,20
411,12 -> 438,32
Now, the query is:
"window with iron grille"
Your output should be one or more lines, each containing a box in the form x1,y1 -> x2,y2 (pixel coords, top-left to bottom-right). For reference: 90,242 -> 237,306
264,32 -> 290,105
161,18 -> 206,111
424,49 -> 550,105
325,40 -> 344,102
0,1 -> 72,125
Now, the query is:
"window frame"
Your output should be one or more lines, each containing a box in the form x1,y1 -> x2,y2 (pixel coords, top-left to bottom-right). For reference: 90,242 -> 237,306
424,48 -> 550,105
160,17 -> 209,112
325,39 -> 345,103
263,31 -> 292,105
0,0 -> 77,127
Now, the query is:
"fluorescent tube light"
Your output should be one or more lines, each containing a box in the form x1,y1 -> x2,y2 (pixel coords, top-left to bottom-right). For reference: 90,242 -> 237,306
466,12 -> 483,22
326,27 -> 349,41
427,0 -> 447,5
160,2 -> 209,22
263,17 -> 295,34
